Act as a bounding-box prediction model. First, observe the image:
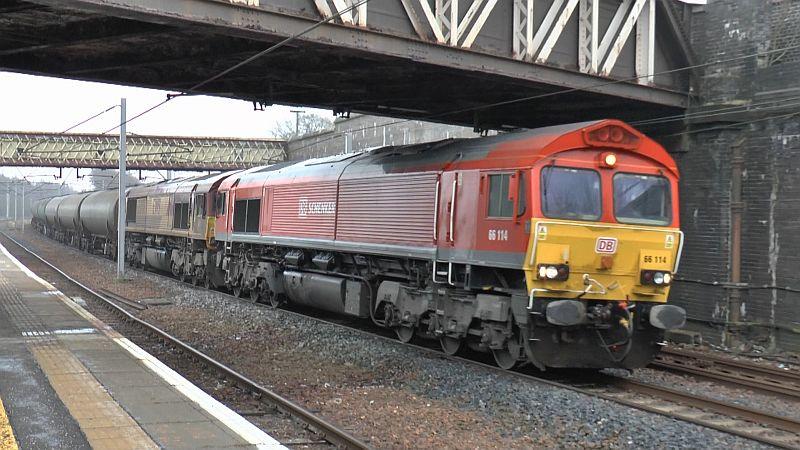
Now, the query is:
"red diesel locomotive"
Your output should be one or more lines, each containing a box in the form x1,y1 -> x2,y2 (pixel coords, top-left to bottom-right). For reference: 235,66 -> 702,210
33,119 -> 685,370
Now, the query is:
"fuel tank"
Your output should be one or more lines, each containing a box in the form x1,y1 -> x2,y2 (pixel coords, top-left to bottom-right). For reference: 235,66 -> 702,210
282,271 -> 369,317
80,190 -> 119,237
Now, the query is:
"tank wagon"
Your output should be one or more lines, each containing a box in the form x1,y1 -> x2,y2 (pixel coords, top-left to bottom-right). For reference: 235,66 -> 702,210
31,197 -> 51,233
33,119 -> 686,370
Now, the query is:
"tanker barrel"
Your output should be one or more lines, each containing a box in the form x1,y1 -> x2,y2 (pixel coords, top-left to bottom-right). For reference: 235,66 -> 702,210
56,193 -> 92,231
79,190 -> 119,237
44,196 -> 66,228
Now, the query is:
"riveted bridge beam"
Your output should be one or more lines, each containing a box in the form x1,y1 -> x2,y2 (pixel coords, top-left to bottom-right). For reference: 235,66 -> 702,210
2,0 -> 693,130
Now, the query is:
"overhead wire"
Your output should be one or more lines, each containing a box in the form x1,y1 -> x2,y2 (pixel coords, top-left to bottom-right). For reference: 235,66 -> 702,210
100,0 -> 371,135
5,0 -> 372,177
632,95 -> 800,127
665,110 -> 800,137
18,104 -> 119,154
16,7 -> 800,161
288,38 -> 800,154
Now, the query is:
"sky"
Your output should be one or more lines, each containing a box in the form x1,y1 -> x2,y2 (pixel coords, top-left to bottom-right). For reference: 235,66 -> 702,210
0,71 -> 329,190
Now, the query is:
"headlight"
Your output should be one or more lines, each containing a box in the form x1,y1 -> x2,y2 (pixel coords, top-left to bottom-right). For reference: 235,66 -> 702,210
538,266 -> 547,279
537,264 -> 569,281
640,270 -> 672,286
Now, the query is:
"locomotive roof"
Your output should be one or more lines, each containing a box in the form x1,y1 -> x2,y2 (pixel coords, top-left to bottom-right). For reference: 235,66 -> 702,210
224,120 -> 676,188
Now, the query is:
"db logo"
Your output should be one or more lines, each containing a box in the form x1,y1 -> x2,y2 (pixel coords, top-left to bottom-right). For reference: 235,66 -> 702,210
595,237 -> 618,254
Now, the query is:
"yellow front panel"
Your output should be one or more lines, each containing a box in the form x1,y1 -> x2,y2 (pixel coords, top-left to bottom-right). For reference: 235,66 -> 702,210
524,220 -> 682,303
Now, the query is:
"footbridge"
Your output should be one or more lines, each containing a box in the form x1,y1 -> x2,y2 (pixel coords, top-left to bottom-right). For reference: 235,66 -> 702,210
0,132 -> 286,170
0,0 -> 693,130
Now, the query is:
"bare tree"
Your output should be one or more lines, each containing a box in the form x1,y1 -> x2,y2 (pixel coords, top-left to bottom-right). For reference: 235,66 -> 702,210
89,168 -> 141,191
272,113 -> 334,140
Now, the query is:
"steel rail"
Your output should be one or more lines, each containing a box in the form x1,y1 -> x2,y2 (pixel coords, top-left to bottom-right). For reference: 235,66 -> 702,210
11,231 -> 800,449
96,287 -> 148,311
653,346 -> 800,400
661,347 -> 800,383
0,232 -> 369,450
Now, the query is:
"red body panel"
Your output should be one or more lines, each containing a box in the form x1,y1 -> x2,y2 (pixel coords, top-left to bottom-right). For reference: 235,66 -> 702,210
269,181 -> 338,239
336,172 -> 438,246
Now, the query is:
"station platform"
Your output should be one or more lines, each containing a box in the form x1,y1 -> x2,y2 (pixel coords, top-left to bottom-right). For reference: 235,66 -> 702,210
0,243 -> 284,450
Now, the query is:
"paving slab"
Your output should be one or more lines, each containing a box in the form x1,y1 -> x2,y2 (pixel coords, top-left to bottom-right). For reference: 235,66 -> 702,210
0,242 -> 285,449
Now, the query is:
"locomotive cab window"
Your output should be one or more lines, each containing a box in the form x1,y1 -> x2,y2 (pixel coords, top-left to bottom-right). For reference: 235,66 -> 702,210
487,173 -> 527,218
194,194 -> 206,217
215,192 -> 227,216
233,199 -> 261,233
126,198 -> 137,224
613,173 -> 671,225
541,166 -> 601,221
173,202 -> 189,229
487,174 -> 513,218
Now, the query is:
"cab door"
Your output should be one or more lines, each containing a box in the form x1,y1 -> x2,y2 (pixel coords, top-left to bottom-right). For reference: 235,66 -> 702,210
435,170 -> 479,285
191,193 -> 206,237
477,170 -> 529,263
436,171 -> 477,249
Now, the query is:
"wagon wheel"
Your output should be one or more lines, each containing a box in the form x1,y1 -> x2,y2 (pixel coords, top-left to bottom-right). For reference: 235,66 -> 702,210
249,281 -> 262,303
232,285 -> 245,298
170,262 -> 181,278
179,269 -> 188,283
395,325 -> 415,343
268,292 -> 285,309
440,336 -> 463,356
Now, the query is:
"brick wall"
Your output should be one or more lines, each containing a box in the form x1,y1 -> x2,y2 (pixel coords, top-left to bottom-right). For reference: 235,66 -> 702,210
669,0 -> 800,352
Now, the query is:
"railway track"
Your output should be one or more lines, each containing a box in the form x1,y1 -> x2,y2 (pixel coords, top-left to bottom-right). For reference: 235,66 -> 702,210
6,231 -> 800,449
652,346 -> 800,400
0,233 -> 368,450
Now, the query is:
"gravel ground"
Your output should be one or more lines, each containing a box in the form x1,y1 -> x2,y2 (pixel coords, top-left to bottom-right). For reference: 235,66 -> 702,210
7,229 -> 783,449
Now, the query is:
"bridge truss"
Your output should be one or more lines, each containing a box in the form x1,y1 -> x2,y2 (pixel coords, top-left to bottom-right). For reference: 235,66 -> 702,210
0,132 -> 286,170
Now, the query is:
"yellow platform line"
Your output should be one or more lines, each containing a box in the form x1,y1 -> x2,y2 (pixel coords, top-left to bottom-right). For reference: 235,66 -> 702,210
0,396 -> 18,450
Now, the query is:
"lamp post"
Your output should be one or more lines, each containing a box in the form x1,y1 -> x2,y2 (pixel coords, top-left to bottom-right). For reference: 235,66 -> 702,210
117,98 -> 127,278
20,181 -> 24,232
290,110 -> 305,137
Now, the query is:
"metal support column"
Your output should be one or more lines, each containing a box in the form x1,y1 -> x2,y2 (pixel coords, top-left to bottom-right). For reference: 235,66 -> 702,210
117,98 -> 127,278
726,139 -> 745,349
21,182 -> 24,232
13,184 -> 17,229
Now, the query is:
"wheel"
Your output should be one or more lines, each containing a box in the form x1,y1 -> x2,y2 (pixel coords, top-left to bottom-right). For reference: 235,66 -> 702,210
171,263 -> 180,278
191,273 -> 200,286
440,336 -> 463,356
268,292 -> 285,308
395,325 -> 415,343
232,285 -> 244,298
179,270 -> 187,283
492,348 -> 518,370
249,286 -> 261,303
